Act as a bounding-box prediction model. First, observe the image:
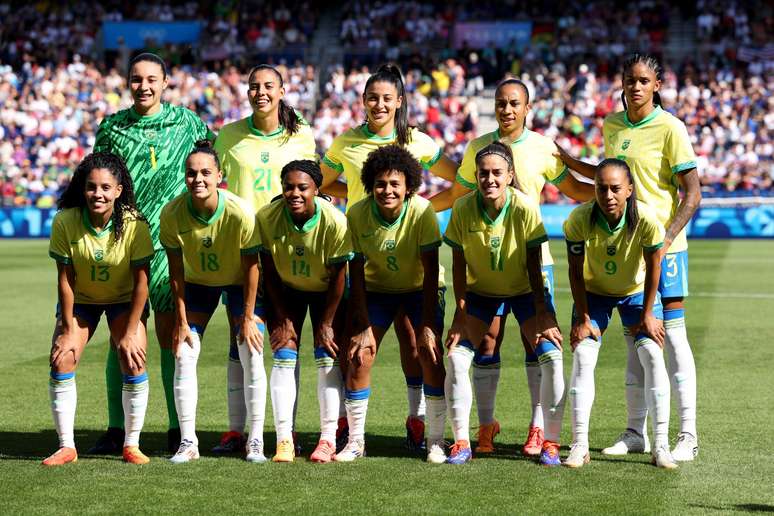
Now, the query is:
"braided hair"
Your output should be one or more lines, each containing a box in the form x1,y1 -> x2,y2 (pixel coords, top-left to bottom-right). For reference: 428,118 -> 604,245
621,53 -> 663,110
279,160 -> 331,202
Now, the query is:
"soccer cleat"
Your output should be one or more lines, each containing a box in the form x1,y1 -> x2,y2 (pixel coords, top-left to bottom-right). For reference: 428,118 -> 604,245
651,444 -> 679,469
87,427 -> 124,455
563,443 -> 590,468
539,440 -> 562,466
272,439 -> 295,463
167,427 -> 181,454
169,439 -> 199,464
405,416 -> 426,453
310,440 -> 336,463
122,446 -> 150,465
601,429 -> 651,455
446,440 -> 472,465
522,426 -> 544,457
212,431 -> 246,454
671,432 -> 699,462
475,420 -> 500,453
335,417 -> 349,453
245,439 -> 267,463
42,447 -> 78,466
334,438 -> 365,462
426,439 -> 448,464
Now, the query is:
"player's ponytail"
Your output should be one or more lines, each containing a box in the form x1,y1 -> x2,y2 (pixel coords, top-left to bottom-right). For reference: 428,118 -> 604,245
364,64 -> 411,146
594,158 -> 640,240
248,64 -> 302,136
280,160 -> 331,202
621,53 -> 663,111
475,141 -> 523,193
186,139 -> 220,170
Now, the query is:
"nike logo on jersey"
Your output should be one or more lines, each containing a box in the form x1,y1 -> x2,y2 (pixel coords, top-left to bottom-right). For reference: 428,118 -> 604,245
179,229 -> 193,235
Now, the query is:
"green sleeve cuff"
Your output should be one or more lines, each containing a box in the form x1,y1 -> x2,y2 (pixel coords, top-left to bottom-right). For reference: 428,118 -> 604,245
352,252 -> 366,260
671,161 -> 697,174
455,172 -> 477,190
258,245 -> 271,254
162,245 -> 182,255
130,255 -> 153,267
328,252 -> 355,264
443,235 -> 463,250
419,240 -> 442,252
49,251 -> 72,265
241,245 -> 261,256
526,234 -> 549,248
322,155 -> 344,173
643,241 -> 664,252
421,148 -> 443,169
546,166 -> 569,186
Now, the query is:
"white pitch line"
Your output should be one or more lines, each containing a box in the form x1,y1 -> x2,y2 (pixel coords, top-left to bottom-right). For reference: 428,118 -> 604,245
553,288 -> 774,300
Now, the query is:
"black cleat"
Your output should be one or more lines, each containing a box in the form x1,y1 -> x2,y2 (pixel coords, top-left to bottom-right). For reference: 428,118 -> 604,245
87,427 -> 124,455
167,428 -> 181,454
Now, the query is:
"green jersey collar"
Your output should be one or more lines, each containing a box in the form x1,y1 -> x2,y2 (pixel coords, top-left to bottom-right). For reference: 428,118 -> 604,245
187,190 -> 225,226
477,189 -> 511,226
624,105 -> 662,128
594,203 -> 627,234
81,208 -> 113,237
362,124 -> 397,142
284,197 -> 321,233
494,128 -> 530,145
247,116 -> 285,139
129,102 -> 166,121
371,197 -> 408,229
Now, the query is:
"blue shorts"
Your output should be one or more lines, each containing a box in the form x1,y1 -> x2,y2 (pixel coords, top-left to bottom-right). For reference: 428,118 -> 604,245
466,288 -> 556,327
573,291 -> 663,339
56,302 -> 150,329
659,250 -> 689,299
185,282 -> 265,319
366,287 -> 446,335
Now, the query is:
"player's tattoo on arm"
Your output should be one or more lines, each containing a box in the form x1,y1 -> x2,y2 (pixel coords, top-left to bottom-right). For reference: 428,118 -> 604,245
665,169 -> 701,244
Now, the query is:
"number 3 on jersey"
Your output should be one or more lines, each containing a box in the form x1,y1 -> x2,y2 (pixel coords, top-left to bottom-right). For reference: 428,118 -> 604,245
253,167 -> 272,192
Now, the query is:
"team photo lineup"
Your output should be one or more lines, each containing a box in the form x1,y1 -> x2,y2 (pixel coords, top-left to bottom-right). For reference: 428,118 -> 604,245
40,48 -> 703,471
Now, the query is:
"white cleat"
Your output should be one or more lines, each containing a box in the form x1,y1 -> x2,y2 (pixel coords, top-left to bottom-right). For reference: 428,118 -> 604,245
671,432 -> 699,462
426,440 -> 447,464
333,438 -> 365,462
602,429 -> 651,455
245,438 -> 268,463
563,443 -> 591,468
651,444 -> 679,469
169,439 -> 200,464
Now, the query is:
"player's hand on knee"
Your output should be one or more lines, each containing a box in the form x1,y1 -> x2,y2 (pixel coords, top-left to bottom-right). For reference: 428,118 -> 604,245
240,315 -> 264,353
50,331 -> 78,368
637,312 -> 665,347
535,310 -> 563,350
173,322 -> 194,358
270,318 -> 296,352
316,322 -> 338,358
348,327 -> 376,367
118,329 -> 146,371
570,317 -> 599,350
418,325 -> 439,365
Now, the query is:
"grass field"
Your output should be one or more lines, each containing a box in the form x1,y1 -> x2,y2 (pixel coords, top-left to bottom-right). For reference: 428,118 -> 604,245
1,239 -> 773,515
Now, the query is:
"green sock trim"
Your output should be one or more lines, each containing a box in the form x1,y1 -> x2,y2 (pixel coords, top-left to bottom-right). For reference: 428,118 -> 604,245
160,347 -> 180,429
106,346 -> 124,429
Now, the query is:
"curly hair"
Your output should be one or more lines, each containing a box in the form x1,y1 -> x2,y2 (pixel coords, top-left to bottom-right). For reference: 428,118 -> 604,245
361,145 -> 423,197
57,152 -> 143,242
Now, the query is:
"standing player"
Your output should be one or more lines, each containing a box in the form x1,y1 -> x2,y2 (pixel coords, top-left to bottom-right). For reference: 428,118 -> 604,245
257,160 -> 353,463
320,64 -> 458,451
443,142 -> 565,466
341,145 -> 446,463
562,158 -> 676,469
212,64 -> 316,454
557,54 -> 702,460
160,143 -> 265,464
92,53 -> 213,454
45,152 -> 153,466
431,79 -> 593,456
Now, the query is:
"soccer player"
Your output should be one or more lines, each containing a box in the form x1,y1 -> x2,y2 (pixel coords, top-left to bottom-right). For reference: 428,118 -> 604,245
557,54 -> 702,461
443,142 -> 565,466
92,52 -> 213,454
45,152 -> 153,466
256,160 -> 353,463
159,143 -> 264,464
562,158 -> 676,469
320,64 -> 458,451
431,78 -> 593,456
212,64 -> 316,454
340,145 -> 446,463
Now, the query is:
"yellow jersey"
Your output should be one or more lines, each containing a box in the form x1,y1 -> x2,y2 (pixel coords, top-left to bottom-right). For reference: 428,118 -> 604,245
159,189 -> 259,286
49,208 -> 154,304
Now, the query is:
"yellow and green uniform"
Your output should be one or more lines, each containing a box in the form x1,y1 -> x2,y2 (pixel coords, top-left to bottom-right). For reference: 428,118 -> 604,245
49,208 -> 154,304
322,125 -> 442,211
457,128 -> 567,267
347,194 -> 442,293
603,106 -> 697,253
256,197 -> 354,292
214,116 -> 317,214
159,189 -> 259,286
563,201 -> 665,296
443,187 -> 548,297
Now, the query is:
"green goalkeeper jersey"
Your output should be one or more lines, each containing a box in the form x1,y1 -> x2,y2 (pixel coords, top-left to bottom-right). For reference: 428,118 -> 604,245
93,103 -> 213,250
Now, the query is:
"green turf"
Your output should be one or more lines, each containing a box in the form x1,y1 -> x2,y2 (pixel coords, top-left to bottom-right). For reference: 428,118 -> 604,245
1,239 -> 773,515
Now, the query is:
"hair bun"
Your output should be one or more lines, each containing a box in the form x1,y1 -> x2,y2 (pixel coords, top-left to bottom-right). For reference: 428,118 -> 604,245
376,63 -> 403,80
194,139 -> 213,149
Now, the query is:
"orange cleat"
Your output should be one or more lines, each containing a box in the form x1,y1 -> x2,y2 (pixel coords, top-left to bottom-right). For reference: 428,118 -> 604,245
522,426 -> 544,457
475,420 -> 501,453
122,446 -> 150,465
310,439 -> 336,463
42,447 -> 78,466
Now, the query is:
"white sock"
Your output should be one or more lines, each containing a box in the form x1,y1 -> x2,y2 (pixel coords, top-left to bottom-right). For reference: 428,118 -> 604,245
569,338 -> 599,446
406,376 -> 425,420
293,358 -> 301,432
624,331 -> 648,436
345,387 -> 370,442
238,341 -> 266,445
636,337 -> 671,448
49,371 -> 77,449
664,309 -> 697,437
227,341 -> 246,433
174,330 -> 201,446
537,341 -> 566,443
270,348 -> 297,441
122,372 -> 149,447
315,348 -> 342,442
472,352 -> 500,425
424,384 -> 446,442
444,341 -> 474,442
525,356 -> 543,429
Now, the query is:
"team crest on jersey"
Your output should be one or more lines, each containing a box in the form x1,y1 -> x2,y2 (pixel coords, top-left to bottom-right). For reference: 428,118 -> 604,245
144,129 -> 157,141
490,236 -> 501,249
385,239 -> 396,251
94,249 -> 104,261
606,245 -> 616,256
202,236 -> 213,248
295,245 -> 305,256
261,152 -> 270,163
621,139 -> 631,150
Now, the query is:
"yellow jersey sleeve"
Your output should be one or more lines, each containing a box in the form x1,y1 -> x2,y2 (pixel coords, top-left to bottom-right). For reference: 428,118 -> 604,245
665,118 -> 698,175
410,129 -> 443,169
129,218 -> 155,266
521,195 -> 549,249
442,198 -> 464,250
49,211 -> 72,264
322,136 -> 345,174
418,200 -> 443,251
639,211 -> 666,252
563,204 -> 588,244
457,142 -> 478,190
326,212 -> 355,265
159,203 -> 181,253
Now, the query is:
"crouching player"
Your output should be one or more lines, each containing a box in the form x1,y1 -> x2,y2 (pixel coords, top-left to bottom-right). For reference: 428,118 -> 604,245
160,142 -> 265,464
45,152 -> 154,466
443,142 -> 565,465
563,158 -> 676,469
342,145 -> 447,463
